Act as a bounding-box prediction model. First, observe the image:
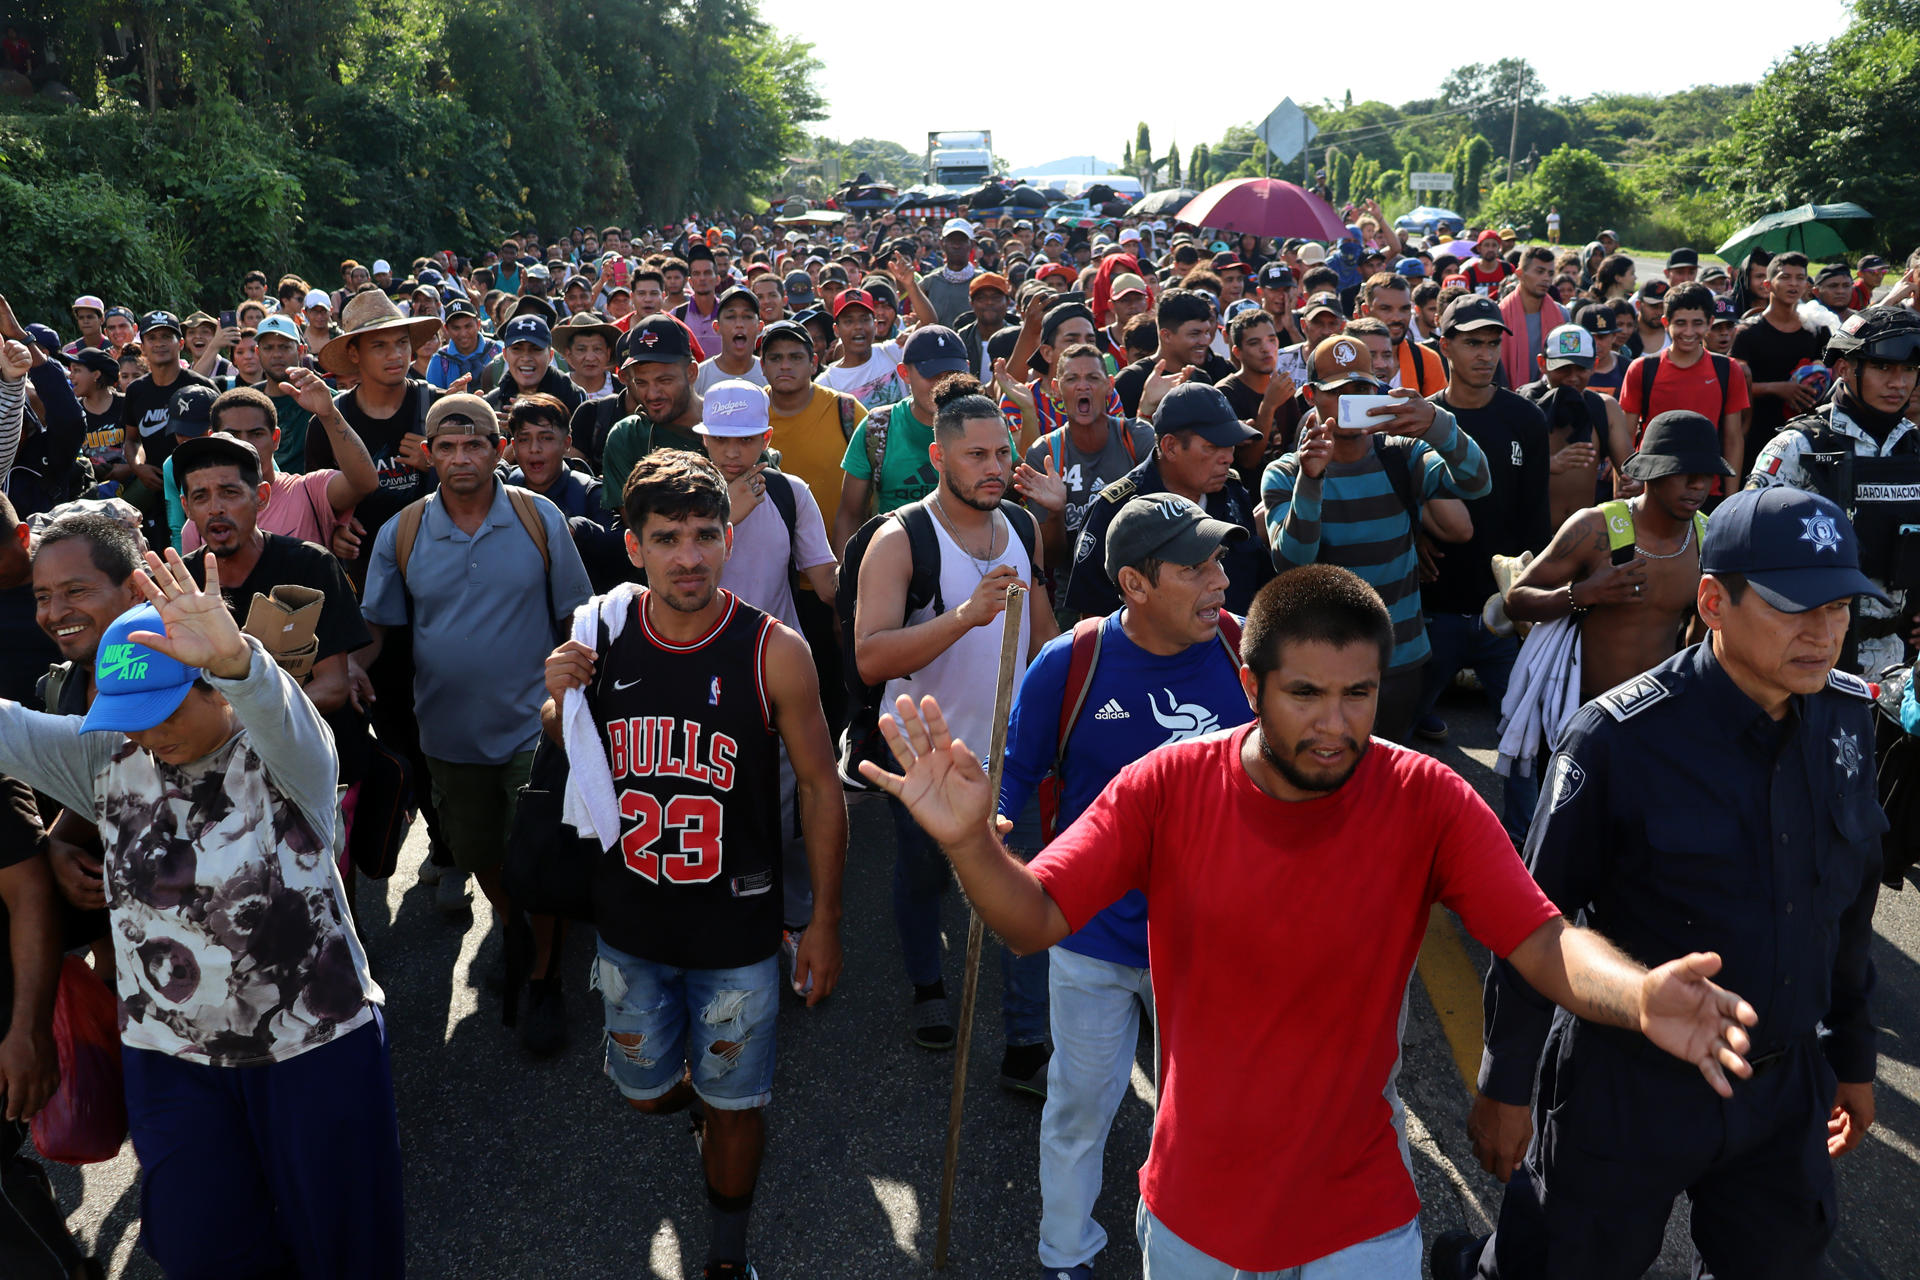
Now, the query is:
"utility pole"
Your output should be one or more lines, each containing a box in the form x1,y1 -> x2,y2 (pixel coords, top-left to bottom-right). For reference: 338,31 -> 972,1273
1506,65 -> 1522,186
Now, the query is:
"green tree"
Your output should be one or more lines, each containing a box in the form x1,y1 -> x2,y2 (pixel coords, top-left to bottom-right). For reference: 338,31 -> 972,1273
1722,0 -> 1920,252
1481,145 -> 1636,244
1463,135 -> 1496,215
1167,139 -> 1181,185
1190,143 -> 1209,189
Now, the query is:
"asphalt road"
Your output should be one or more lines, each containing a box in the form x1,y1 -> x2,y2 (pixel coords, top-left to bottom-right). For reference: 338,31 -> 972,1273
39,684 -> 1920,1279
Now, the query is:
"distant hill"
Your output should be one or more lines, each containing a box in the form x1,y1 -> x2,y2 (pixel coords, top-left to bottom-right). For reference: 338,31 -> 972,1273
1012,154 -> 1122,177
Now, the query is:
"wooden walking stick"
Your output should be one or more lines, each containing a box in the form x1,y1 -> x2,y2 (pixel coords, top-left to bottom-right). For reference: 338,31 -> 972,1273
933,581 -> 1027,1269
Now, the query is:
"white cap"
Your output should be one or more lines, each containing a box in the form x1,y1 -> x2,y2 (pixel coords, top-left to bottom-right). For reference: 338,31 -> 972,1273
1297,243 -> 1328,264
371,259 -> 392,275
1118,227 -> 1141,243
941,217 -> 975,241
1149,219 -> 1168,231
695,380 -> 772,436
303,289 -> 331,311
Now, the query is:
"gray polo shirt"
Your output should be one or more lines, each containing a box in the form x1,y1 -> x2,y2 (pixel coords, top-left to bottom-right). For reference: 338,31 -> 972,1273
362,482 -> 593,765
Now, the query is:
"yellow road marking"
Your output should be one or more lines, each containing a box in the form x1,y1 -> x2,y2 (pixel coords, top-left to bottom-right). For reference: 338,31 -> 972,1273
1417,903 -> 1485,1090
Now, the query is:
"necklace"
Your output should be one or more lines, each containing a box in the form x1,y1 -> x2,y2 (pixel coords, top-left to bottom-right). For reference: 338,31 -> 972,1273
1634,512 -> 1695,561
930,491 -> 1002,568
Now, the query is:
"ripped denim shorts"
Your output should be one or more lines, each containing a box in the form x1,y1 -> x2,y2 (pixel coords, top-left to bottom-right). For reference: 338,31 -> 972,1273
591,938 -> 780,1110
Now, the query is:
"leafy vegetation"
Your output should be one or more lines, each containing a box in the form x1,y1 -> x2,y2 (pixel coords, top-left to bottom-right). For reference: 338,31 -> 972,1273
0,0 -> 822,323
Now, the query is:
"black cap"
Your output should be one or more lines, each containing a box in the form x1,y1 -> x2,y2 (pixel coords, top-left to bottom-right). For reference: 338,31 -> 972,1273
1634,279 -> 1670,302
1814,263 -> 1853,285
1621,411 -> 1736,482
173,431 -> 264,480
166,384 -> 218,438
1153,383 -> 1260,446
1440,294 -> 1511,335
1859,255 -> 1890,271
1711,296 -> 1739,325
1104,492 -> 1248,585
1299,292 -> 1343,320
1701,487 -> 1888,611
1258,263 -> 1295,290
620,314 -> 693,367
72,347 -> 119,379
757,319 -> 814,354
714,284 -> 759,315
444,297 -> 479,319
1571,303 -> 1614,336
1665,247 -> 1699,268
139,310 -> 182,337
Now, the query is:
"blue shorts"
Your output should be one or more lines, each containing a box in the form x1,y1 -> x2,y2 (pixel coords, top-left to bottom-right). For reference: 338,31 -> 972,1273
592,938 -> 780,1111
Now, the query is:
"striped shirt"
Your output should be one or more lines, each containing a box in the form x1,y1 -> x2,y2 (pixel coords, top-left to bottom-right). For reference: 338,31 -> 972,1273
1260,410 -> 1489,671
0,373 -> 24,489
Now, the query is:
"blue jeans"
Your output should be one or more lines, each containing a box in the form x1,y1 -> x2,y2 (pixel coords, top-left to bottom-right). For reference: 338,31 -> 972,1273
592,939 -> 780,1110
121,1010 -> 404,1279
1137,1203 -> 1422,1279
1416,611 -> 1536,841
887,796 -> 1050,1045
1039,946 -> 1155,1270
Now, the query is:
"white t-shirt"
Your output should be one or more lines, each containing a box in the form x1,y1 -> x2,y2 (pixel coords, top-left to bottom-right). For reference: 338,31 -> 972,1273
695,356 -> 766,395
816,340 -> 906,410
717,472 -> 835,635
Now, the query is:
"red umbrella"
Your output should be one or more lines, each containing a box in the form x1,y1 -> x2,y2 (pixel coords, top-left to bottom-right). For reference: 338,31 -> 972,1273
1173,178 -> 1348,241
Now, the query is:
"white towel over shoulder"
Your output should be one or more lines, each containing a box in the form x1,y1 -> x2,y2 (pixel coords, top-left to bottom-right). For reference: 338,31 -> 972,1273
561,583 -> 642,849
1496,615 -> 1582,778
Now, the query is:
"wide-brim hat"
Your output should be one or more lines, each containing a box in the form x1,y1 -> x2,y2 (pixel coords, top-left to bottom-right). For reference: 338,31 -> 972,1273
554,312 -> 622,352
1621,410 -> 1736,482
316,290 -> 442,377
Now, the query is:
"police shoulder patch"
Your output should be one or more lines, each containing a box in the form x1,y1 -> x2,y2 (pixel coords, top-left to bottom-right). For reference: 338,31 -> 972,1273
1596,672 -> 1671,722
1098,477 -> 1137,506
1827,669 -> 1873,699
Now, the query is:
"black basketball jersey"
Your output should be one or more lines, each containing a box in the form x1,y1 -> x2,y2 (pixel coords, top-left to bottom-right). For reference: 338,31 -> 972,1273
588,589 -> 784,969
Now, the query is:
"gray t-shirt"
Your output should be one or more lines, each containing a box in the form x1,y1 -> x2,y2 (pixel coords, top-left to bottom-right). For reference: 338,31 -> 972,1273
1024,417 -> 1157,542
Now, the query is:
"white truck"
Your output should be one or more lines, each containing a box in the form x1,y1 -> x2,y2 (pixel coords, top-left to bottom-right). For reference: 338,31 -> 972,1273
926,130 -> 995,187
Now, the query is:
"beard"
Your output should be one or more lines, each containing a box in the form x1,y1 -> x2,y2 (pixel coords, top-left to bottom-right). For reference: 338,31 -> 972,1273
942,471 -> 1000,513
1258,727 -> 1367,795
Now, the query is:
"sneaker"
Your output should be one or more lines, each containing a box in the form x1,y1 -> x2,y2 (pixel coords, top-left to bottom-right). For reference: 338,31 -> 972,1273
517,976 -> 566,1058
702,1263 -> 757,1279
1426,1228 -> 1485,1280
910,994 -> 955,1050
1042,1267 -> 1095,1280
1000,1043 -> 1050,1098
1413,714 -> 1449,743
781,928 -> 813,997
435,867 -> 472,917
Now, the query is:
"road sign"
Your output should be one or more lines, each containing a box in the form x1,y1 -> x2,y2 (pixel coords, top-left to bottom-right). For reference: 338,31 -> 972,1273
1256,98 -> 1319,166
1409,172 -> 1455,192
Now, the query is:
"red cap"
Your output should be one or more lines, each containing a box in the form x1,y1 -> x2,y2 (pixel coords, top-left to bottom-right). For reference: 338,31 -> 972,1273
831,288 -> 877,318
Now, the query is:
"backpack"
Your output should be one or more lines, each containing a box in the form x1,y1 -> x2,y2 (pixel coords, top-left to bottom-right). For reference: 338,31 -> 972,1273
1598,498 -> 1708,567
1040,417 -> 1139,483
391,484 -> 562,635
1630,352 -> 1731,443
834,495 -> 1040,789
1373,433 -> 1420,518
1037,612 -> 1242,843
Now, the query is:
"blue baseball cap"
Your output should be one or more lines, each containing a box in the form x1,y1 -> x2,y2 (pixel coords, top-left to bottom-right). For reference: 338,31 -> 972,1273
900,325 -> 969,376
1393,257 -> 1428,279
81,604 -> 200,735
500,315 -> 552,350
1700,487 -> 1889,613
254,314 -> 302,344
1153,383 -> 1259,447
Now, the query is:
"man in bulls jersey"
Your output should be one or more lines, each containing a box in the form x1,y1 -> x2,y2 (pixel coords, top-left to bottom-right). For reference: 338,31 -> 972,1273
543,450 -> 845,1280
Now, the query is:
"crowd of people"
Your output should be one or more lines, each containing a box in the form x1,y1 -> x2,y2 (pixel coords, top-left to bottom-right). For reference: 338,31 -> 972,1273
0,197 -> 1911,1279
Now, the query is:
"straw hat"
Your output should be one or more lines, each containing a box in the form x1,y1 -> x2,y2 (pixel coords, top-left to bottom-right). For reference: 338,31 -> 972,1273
316,290 -> 444,376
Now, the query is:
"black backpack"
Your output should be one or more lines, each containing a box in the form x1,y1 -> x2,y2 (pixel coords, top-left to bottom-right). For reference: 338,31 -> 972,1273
834,495 -> 1038,789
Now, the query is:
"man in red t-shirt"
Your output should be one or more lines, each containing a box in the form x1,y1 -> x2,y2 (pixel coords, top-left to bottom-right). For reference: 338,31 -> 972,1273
863,564 -> 1761,1277
1463,230 -> 1515,296
1619,282 -> 1751,491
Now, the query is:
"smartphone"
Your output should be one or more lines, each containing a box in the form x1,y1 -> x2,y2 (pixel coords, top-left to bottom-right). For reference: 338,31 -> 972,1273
219,309 -> 236,328
1336,395 -> 1398,431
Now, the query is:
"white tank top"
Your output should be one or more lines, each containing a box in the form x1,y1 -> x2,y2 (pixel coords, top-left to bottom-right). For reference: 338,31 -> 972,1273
885,505 -> 1032,759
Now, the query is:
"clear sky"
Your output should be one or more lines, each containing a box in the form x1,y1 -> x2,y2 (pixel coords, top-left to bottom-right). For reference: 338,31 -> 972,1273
754,0 -> 1850,173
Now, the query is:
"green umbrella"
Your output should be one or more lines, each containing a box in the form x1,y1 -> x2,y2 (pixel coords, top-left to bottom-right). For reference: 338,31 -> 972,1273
1716,202 -> 1875,265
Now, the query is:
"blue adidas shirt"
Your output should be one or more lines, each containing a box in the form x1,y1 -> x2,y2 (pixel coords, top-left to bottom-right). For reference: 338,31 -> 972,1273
998,610 -> 1252,968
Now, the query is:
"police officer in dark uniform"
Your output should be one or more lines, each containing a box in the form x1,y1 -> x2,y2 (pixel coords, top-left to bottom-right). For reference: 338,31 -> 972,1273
1746,305 -> 1920,887
1433,485 -> 1887,1280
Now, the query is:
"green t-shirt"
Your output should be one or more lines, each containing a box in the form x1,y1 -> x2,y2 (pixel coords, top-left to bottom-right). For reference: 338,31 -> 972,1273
839,400 -> 940,515
264,388 -> 316,475
600,412 -> 707,513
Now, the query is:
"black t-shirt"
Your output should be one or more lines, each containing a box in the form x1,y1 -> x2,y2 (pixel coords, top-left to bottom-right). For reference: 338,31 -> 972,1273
0,584 -> 57,708
1421,388 -> 1552,616
0,775 -> 47,1034
484,365 -> 584,419
120,369 -> 217,466
569,393 -> 637,469
307,380 -> 442,578
1732,314 -> 1829,473
81,392 -> 127,464
183,534 -> 373,662
1112,356 -> 1220,418
1215,370 -> 1266,422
